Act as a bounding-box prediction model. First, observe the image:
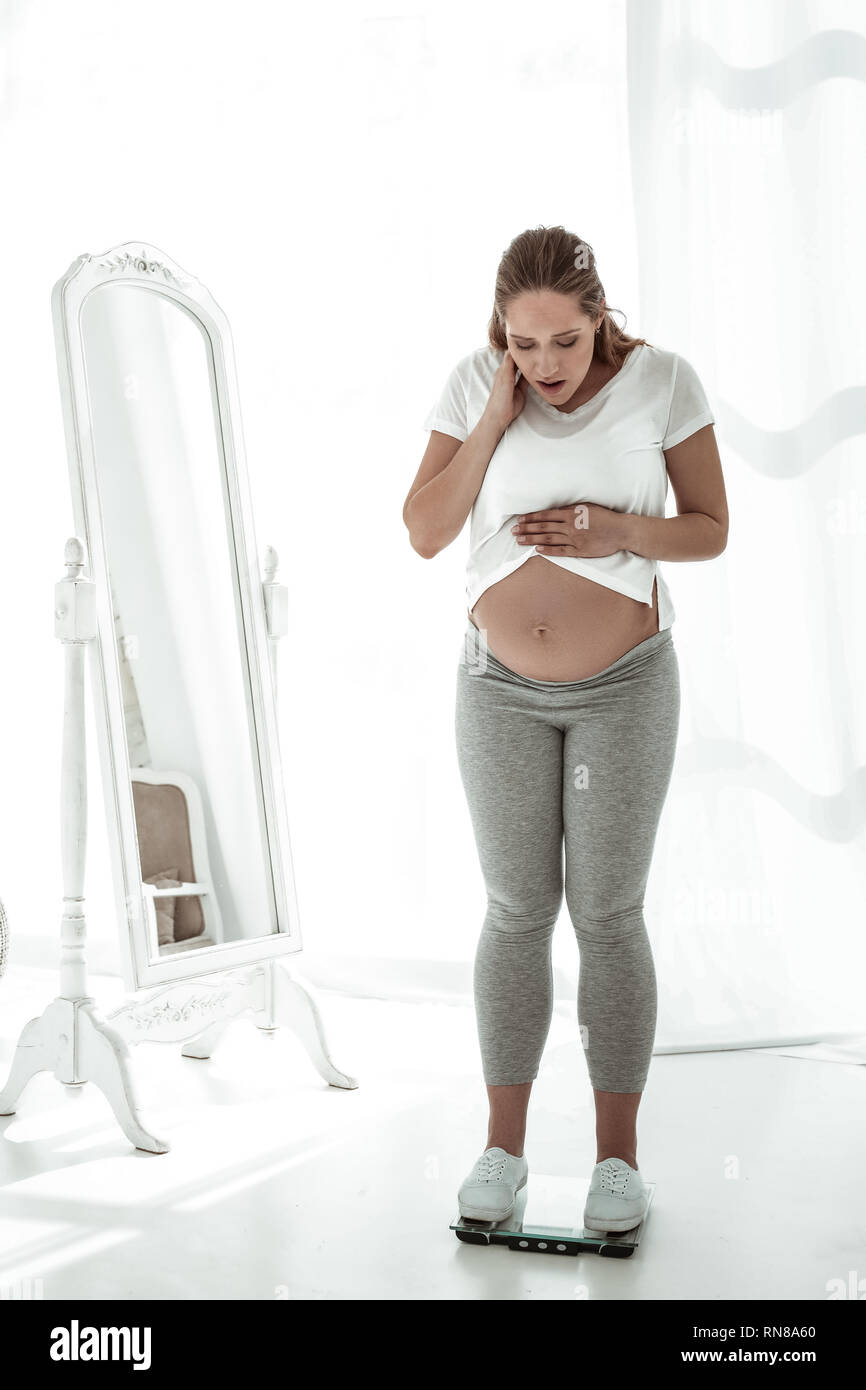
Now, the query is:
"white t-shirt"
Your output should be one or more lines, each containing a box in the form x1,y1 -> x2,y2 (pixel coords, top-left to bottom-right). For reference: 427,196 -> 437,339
422,341 -> 715,630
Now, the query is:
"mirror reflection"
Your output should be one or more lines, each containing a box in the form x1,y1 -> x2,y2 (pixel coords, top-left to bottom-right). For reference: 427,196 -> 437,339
80,283 -> 279,956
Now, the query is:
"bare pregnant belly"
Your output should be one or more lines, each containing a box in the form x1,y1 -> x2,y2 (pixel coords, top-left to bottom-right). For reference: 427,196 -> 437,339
468,556 -> 661,681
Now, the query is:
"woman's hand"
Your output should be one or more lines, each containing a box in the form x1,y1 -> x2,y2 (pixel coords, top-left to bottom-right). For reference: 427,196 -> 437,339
483,352 -> 528,433
511,503 -> 633,558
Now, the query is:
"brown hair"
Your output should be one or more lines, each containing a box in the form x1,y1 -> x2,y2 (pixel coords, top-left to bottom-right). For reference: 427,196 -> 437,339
487,225 -> 651,369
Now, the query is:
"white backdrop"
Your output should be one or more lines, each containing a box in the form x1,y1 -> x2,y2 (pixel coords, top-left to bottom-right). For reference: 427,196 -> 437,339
0,0 -> 862,1056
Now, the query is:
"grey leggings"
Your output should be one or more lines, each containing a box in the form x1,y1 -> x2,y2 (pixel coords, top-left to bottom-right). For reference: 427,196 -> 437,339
455,618 -> 680,1093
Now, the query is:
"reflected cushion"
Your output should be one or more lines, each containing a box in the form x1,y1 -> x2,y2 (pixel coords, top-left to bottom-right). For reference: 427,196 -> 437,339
143,867 -> 182,946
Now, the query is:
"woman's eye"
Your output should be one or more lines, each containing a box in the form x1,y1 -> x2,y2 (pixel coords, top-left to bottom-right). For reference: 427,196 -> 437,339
514,339 -> 578,351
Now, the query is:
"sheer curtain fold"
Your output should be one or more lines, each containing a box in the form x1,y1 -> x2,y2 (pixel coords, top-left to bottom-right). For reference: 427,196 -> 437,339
627,0 -> 866,1053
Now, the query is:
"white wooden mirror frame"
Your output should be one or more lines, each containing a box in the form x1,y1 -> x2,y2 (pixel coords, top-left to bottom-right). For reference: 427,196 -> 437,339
0,245 -> 356,1153
52,242 -> 301,992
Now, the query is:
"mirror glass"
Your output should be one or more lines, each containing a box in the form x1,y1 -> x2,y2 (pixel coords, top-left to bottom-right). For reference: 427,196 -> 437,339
80,283 -> 279,958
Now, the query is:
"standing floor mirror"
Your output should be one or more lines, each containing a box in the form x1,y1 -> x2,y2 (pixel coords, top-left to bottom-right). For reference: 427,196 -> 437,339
0,242 -> 355,1153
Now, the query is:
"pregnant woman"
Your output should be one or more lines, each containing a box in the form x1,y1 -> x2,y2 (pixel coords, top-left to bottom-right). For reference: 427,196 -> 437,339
403,225 -> 728,1233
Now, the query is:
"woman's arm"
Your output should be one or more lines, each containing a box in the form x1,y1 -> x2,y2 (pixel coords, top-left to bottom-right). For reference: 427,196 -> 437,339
403,414 -> 505,558
621,424 -> 728,561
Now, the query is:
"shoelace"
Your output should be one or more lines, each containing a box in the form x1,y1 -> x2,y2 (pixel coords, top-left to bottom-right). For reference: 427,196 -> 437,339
474,1151 -> 509,1184
598,1161 -> 630,1195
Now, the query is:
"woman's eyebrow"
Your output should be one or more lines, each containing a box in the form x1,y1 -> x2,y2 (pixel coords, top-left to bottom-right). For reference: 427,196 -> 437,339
509,329 -> 581,340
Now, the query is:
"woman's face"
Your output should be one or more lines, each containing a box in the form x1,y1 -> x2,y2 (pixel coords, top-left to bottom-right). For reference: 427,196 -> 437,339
504,291 -> 603,405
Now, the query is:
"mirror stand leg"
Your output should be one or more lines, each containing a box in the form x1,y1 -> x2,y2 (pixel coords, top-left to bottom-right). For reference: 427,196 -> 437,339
0,1008 -> 61,1115
74,1001 -> 170,1152
0,996 -> 169,1153
0,539 -> 169,1154
181,1021 -> 231,1060
261,554 -> 356,1090
267,961 -> 358,1090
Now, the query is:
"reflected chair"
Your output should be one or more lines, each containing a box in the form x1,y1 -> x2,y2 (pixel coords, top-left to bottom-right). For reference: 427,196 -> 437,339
130,768 -> 224,954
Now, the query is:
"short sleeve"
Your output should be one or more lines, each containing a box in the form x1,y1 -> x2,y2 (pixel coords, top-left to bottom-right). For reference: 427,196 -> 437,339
422,358 -> 468,442
662,355 -> 715,450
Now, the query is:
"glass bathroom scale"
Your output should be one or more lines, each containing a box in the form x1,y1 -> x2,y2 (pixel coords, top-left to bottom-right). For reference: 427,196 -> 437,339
451,1173 -> 655,1257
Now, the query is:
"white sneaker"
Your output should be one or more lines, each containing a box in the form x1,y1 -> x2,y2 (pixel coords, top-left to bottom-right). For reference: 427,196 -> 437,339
458,1146 -> 528,1221
582,1157 -> 649,1233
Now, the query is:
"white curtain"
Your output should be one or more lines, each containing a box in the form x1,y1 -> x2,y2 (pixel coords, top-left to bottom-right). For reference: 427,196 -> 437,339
627,0 -> 866,1053
1,1 -> 863,1056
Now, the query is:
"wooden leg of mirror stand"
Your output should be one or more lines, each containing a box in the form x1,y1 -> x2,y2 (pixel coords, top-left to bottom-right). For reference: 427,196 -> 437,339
266,961 -> 359,1090
3,540 -> 168,1155
0,997 -> 169,1153
260,555 -> 357,1090
73,1001 -> 170,1153
181,1021 -> 231,1060
0,1011 -> 61,1114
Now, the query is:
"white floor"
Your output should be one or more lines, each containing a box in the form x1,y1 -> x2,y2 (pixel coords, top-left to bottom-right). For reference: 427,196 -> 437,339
0,964 -> 863,1302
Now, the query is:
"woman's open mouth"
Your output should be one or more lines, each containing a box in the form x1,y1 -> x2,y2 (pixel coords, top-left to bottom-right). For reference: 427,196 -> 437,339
538,379 -> 565,394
